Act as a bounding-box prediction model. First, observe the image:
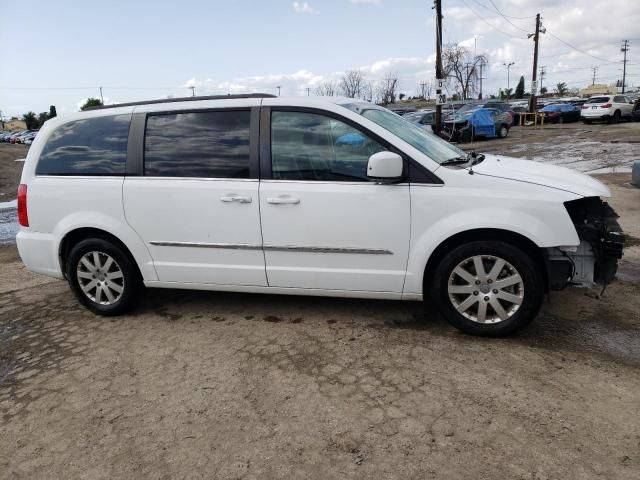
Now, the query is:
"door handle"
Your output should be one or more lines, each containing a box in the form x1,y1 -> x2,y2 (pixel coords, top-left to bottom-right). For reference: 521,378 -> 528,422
267,195 -> 300,205
220,194 -> 252,204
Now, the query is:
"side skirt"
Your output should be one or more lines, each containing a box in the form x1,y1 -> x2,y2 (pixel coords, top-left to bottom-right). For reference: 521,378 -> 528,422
143,281 -> 422,301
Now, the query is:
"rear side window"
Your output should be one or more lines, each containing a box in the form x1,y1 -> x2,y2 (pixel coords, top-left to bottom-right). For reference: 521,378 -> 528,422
36,114 -> 130,175
144,110 -> 250,178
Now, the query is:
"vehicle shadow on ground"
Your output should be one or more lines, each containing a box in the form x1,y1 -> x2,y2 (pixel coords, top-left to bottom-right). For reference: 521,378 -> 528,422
136,287 -> 640,367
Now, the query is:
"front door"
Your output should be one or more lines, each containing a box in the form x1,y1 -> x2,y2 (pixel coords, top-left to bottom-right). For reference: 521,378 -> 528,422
123,108 -> 267,286
259,108 -> 410,293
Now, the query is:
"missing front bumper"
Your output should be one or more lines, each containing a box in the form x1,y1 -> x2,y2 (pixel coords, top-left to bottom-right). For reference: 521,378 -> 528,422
547,197 -> 624,289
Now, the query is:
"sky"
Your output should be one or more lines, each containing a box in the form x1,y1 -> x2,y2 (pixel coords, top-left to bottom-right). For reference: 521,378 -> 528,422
0,0 -> 638,118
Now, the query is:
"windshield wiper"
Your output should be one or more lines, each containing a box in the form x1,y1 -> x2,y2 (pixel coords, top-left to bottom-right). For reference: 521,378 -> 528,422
440,156 -> 469,166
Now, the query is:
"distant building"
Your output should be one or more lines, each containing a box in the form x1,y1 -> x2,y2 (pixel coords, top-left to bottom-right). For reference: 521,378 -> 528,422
3,119 -> 27,131
579,84 -> 617,97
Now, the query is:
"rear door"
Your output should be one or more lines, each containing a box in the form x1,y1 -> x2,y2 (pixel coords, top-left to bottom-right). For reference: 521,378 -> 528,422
123,105 -> 267,286
258,106 -> 410,293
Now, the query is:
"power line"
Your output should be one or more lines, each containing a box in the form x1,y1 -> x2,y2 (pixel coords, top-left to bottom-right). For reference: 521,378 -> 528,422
544,29 -> 619,64
460,0 -> 524,40
468,0 -> 534,20
487,0 -> 530,33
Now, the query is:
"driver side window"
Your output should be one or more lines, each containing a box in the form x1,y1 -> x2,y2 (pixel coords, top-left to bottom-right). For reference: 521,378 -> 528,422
271,111 -> 386,181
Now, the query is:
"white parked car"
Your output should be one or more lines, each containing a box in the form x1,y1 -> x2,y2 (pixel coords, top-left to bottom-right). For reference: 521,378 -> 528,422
16,94 -> 624,336
580,94 -> 635,123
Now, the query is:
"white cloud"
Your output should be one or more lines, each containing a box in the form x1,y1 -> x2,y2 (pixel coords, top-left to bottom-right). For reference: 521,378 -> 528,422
292,2 -> 318,14
182,77 -> 202,88
350,0 -> 382,4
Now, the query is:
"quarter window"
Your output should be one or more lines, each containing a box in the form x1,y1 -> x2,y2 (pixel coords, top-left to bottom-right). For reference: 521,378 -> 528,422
36,114 -> 130,175
144,110 -> 251,178
270,111 -> 386,181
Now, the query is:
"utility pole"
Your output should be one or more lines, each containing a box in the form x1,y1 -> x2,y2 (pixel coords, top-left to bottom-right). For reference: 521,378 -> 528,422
503,62 -> 515,99
306,87 -> 311,96
528,13 -> 543,113
189,86 -> 195,97
591,66 -> 599,85
479,60 -> 485,100
99,86 -> 104,104
621,40 -> 629,93
539,65 -> 546,93
276,85 -> 281,97
434,0 -> 443,134
464,63 -> 469,99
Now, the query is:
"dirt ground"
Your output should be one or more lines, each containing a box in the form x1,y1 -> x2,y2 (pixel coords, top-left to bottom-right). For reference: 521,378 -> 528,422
1,125 -> 640,479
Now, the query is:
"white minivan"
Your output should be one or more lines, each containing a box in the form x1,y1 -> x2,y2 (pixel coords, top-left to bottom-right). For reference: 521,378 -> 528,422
16,94 -> 624,336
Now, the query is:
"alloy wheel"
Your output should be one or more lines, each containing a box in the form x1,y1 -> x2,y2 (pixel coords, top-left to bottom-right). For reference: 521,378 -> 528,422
76,251 -> 125,305
447,255 -> 524,324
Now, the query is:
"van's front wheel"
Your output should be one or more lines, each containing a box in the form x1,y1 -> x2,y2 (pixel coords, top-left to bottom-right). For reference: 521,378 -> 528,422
431,241 -> 543,336
67,238 -> 141,315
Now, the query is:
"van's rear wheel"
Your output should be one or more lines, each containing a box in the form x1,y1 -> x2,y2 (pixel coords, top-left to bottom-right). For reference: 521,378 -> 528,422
497,125 -> 509,138
67,238 -> 141,315
431,241 -> 543,336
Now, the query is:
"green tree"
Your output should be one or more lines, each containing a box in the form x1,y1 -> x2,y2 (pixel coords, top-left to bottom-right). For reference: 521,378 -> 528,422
37,112 -> 49,126
540,86 -> 548,95
22,111 -> 38,130
515,76 -> 525,99
49,105 -> 57,118
80,98 -> 103,111
555,82 -> 568,96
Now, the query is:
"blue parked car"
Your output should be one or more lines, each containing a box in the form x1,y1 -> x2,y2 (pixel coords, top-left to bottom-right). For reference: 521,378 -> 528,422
539,104 -> 580,124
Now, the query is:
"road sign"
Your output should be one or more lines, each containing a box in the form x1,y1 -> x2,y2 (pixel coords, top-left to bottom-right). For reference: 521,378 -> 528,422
531,80 -> 538,95
436,94 -> 446,105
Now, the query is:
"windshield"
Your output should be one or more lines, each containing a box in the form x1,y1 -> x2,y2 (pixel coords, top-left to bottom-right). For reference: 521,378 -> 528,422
341,103 -> 466,165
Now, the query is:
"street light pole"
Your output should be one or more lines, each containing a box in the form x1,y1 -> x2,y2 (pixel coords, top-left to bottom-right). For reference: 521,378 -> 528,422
503,62 -> 515,99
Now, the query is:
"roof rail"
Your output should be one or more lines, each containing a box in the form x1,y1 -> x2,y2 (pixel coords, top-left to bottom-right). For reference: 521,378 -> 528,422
88,93 -> 277,110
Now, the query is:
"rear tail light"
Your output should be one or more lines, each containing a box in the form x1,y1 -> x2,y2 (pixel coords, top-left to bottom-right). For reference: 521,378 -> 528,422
601,103 -> 612,108
17,184 -> 28,227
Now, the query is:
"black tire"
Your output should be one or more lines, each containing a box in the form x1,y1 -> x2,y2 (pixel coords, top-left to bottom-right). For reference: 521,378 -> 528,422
557,116 -> 564,124
66,238 -> 141,316
609,110 -> 621,124
582,119 -> 592,124
497,125 -> 509,138
459,128 -> 473,143
430,241 -> 544,337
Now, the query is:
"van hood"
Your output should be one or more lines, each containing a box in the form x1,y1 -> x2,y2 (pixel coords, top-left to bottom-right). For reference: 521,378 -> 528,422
469,154 -> 610,197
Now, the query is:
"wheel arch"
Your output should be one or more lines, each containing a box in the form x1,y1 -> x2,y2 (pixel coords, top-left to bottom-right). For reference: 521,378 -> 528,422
59,227 -> 143,281
422,228 -> 546,296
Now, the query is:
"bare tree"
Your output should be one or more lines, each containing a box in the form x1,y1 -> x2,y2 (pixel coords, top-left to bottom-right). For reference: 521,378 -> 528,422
339,70 -> 365,98
416,80 -> 433,100
315,81 -> 337,96
376,73 -> 400,105
442,44 -> 487,100
361,81 -> 373,102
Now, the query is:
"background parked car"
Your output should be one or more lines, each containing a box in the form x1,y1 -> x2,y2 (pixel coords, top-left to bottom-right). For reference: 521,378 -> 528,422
511,105 -> 528,124
581,95 -> 634,123
632,98 -> 640,122
442,107 -> 511,142
456,101 -> 514,126
403,110 -> 435,130
539,104 -> 581,123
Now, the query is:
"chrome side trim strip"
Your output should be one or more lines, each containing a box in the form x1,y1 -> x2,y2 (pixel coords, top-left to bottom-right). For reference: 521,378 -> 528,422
149,241 -> 262,250
149,241 -> 392,255
265,245 -> 393,255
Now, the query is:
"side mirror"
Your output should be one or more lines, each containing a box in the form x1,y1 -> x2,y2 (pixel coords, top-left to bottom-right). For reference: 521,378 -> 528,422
367,151 -> 404,182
